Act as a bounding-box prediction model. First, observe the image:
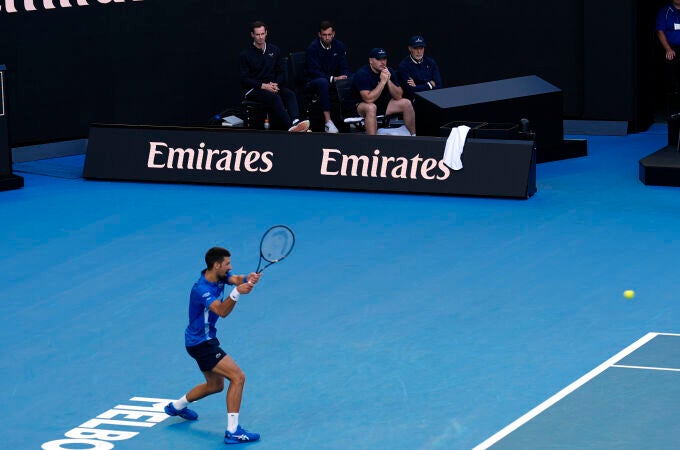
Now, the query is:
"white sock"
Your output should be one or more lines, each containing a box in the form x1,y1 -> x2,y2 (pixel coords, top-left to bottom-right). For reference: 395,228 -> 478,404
172,395 -> 189,410
227,412 -> 239,433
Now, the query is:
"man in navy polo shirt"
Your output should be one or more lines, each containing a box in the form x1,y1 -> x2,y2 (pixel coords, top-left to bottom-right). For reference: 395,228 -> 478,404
657,1 -> 680,94
398,35 -> 443,101
304,20 -> 351,133
344,47 -> 416,135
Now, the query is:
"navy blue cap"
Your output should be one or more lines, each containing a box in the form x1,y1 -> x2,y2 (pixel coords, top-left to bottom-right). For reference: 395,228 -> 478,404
369,47 -> 388,59
409,35 -> 426,47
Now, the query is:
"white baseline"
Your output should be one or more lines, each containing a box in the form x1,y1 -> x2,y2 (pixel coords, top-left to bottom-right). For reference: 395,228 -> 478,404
472,332 -> 680,450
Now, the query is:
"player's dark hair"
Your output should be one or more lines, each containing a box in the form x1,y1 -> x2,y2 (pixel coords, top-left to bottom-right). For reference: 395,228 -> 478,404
319,20 -> 334,32
205,247 -> 231,269
251,20 -> 267,32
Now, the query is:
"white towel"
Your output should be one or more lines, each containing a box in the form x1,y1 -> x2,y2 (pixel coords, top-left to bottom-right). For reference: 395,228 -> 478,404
442,125 -> 470,170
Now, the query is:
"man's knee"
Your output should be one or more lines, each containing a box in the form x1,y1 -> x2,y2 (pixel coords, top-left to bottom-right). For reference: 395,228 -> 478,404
360,102 -> 377,117
311,77 -> 330,89
230,369 -> 246,386
394,98 -> 414,112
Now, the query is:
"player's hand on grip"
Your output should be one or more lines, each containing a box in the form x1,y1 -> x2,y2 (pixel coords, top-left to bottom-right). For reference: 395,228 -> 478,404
246,272 -> 261,285
237,281 -> 254,295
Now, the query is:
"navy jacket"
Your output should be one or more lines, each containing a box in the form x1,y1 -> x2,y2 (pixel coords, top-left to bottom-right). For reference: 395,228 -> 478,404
398,55 -> 443,99
305,38 -> 351,82
239,43 -> 286,91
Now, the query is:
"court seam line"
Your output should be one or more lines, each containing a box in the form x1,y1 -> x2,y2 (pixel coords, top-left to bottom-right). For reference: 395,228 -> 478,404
471,332 -> 659,450
611,364 -> 680,372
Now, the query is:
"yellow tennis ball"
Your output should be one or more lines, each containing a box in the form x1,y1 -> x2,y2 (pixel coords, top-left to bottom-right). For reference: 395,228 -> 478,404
623,290 -> 635,299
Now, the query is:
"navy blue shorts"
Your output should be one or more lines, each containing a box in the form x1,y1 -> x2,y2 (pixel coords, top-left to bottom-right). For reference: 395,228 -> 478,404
344,96 -> 389,118
186,338 -> 227,372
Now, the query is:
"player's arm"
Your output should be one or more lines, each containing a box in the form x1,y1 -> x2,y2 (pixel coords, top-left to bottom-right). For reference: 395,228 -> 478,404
228,274 -> 247,285
209,282 -> 255,318
228,272 -> 261,285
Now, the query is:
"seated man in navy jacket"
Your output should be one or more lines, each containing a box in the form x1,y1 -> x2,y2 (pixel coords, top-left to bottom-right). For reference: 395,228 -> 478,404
398,35 -> 443,101
343,47 -> 416,136
304,20 -> 351,133
239,21 -> 309,132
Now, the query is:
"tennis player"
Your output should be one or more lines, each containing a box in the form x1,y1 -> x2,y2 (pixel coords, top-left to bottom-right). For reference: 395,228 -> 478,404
165,246 -> 261,444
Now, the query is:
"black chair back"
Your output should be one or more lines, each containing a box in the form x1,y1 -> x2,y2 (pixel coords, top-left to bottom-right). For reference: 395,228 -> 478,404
288,51 -> 307,92
334,75 -> 354,105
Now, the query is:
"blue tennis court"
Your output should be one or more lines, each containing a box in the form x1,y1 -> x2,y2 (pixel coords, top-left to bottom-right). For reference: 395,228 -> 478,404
2,123 -> 680,449
474,332 -> 680,449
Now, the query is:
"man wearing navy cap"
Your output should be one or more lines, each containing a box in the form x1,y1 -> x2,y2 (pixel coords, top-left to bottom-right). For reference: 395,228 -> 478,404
398,35 -> 443,101
344,47 -> 416,135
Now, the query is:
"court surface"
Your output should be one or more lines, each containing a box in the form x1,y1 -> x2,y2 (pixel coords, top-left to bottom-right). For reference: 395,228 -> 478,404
474,332 -> 680,449
2,124 -> 680,449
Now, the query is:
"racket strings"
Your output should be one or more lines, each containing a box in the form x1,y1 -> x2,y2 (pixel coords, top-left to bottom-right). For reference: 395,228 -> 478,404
260,227 -> 294,262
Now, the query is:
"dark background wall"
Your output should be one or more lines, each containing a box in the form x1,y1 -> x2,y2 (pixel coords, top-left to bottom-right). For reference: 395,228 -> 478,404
0,0 -> 662,146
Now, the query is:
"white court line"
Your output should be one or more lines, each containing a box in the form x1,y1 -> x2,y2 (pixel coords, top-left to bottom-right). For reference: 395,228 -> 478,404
612,364 -> 680,372
472,332 -> 663,450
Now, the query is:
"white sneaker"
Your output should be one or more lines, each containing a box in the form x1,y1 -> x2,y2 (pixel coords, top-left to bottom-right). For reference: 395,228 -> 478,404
325,120 -> 339,134
288,119 -> 310,133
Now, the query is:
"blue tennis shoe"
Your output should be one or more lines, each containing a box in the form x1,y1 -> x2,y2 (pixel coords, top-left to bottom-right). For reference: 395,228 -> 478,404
164,402 -> 198,420
224,425 -> 260,444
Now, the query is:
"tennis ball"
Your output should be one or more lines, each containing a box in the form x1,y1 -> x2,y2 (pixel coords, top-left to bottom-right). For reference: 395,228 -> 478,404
623,290 -> 635,299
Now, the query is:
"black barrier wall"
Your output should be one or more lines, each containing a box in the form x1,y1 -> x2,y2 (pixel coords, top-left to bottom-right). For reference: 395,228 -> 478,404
0,64 -> 24,190
0,65 -> 9,176
0,0 -> 654,145
84,124 -> 536,199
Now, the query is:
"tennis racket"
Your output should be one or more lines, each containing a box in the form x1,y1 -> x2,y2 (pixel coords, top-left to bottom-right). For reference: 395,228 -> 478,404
255,225 -> 295,273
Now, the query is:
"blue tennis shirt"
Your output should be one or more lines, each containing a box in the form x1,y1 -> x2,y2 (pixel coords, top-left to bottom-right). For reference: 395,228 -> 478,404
185,270 -> 233,347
